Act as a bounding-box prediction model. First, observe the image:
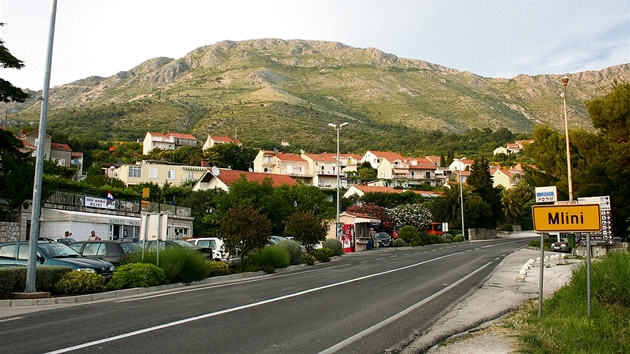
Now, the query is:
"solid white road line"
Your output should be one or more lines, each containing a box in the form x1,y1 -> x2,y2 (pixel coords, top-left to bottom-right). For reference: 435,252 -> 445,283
46,252 -> 462,354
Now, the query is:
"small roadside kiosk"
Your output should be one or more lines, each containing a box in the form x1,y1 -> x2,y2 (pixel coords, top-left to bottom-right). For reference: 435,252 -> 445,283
338,212 -> 381,253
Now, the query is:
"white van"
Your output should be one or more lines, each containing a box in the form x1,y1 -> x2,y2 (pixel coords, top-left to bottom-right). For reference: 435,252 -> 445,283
187,237 -> 240,267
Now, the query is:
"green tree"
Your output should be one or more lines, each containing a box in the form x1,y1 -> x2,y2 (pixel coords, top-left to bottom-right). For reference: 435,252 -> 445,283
283,211 -> 329,252
585,82 -> 630,235
467,156 -> 504,228
429,184 -> 471,230
0,23 -> 29,103
179,188 -> 226,237
204,143 -> 258,171
0,130 -> 34,220
502,180 -> 534,224
168,146 -> 204,166
219,205 -> 272,271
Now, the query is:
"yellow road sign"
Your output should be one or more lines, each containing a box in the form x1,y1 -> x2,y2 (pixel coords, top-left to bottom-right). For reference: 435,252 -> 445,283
142,187 -> 150,199
532,204 -> 601,232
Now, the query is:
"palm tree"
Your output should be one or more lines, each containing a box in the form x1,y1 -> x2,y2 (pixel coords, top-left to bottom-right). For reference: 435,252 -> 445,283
430,184 -> 471,228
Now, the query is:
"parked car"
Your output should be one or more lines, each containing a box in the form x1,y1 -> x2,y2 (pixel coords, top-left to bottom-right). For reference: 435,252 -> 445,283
376,232 -> 393,247
138,239 -> 213,260
0,241 -> 115,278
272,236 -> 306,252
39,237 -> 76,245
552,240 -> 571,253
187,237 -> 240,266
69,240 -> 141,265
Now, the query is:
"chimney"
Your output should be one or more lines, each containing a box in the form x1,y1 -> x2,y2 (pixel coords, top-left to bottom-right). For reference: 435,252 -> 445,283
200,159 -> 209,167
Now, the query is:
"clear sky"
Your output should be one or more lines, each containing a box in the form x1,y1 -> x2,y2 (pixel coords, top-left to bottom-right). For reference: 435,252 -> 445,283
1,0 -> 628,90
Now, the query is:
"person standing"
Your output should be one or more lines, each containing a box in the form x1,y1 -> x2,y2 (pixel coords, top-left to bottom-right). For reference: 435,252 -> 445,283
88,231 -> 101,240
64,231 -> 72,238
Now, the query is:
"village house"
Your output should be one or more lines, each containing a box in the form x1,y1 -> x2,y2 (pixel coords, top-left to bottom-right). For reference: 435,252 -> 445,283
142,131 -> 199,155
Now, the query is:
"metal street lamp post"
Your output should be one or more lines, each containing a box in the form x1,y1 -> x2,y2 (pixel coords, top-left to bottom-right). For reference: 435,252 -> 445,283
459,165 -> 465,240
329,122 -> 348,240
562,75 -> 573,202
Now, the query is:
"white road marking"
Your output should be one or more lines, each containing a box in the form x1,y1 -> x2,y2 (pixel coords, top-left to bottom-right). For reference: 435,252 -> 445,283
46,252 -> 463,354
0,317 -> 23,323
318,261 -> 493,354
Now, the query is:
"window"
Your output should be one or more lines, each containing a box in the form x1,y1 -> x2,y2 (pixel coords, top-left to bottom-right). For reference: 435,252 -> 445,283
18,244 -> 30,260
0,244 -> 16,258
187,172 -> 195,181
173,228 -> 188,239
286,165 -> 293,174
128,166 -> 141,178
149,168 -> 158,179
167,170 -> 176,180
57,159 -> 66,167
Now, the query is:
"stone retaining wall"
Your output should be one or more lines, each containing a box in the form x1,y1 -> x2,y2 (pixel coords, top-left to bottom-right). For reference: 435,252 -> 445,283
0,221 -> 21,242
468,228 -> 498,241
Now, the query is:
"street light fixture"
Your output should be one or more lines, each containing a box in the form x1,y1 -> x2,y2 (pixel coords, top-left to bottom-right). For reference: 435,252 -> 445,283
329,122 -> 348,240
562,75 -> 573,202
109,165 -> 116,185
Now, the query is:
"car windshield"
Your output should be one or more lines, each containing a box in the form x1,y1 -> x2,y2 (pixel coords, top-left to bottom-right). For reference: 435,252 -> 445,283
38,242 -> 81,258
119,242 -> 141,254
170,239 -> 198,248
377,233 -> 390,239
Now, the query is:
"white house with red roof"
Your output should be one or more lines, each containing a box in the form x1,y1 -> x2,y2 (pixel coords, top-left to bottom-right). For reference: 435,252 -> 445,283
490,166 -> 523,189
252,150 -> 312,184
448,157 -> 474,173
192,168 -> 298,192
50,142 -> 72,167
142,131 -> 199,155
360,151 -> 441,188
202,135 -> 242,151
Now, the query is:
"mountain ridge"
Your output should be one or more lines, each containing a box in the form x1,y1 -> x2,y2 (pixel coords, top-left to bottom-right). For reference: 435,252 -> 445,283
7,39 -> 629,152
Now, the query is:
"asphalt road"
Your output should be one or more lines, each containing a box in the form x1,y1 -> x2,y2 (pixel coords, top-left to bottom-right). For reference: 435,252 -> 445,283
0,238 -> 533,354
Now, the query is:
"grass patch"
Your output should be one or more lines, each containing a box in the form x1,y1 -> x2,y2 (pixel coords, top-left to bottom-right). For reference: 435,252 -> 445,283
503,250 -> 630,353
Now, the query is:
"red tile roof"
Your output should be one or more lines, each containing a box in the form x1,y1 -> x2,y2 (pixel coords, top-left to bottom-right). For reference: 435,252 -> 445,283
367,151 -> 405,161
216,170 -> 298,187
51,143 -> 72,151
149,131 -> 197,140
209,135 -> 242,145
275,152 -> 307,162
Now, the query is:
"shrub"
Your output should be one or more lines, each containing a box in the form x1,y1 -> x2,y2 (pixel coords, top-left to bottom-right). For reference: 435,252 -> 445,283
312,249 -> 331,262
276,240 -> 303,265
322,239 -> 343,256
429,234 -> 443,244
302,252 -> 315,266
453,234 -> 464,242
247,246 -> 290,270
443,233 -> 453,243
54,271 -> 105,295
419,230 -> 431,246
399,226 -> 421,246
208,260 -> 231,277
393,238 -> 406,247
125,247 -> 211,284
106,263 -> 167,290
3,266 -> 73,294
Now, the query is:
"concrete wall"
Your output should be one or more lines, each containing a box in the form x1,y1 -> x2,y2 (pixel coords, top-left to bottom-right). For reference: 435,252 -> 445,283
468,228 -> 497,241
575,242 -> 629,258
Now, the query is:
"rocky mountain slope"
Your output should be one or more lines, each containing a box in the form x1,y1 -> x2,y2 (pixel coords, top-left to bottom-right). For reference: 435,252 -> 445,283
8,39 -> 629,152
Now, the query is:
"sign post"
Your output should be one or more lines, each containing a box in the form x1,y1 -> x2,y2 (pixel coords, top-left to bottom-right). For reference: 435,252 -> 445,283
532,203 -> 602,317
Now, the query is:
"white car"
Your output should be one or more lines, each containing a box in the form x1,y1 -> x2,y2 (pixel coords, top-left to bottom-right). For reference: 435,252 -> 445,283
187,237 -> 240,266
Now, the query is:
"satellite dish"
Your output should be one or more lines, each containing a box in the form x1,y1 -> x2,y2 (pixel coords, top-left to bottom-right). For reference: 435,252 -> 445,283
248,168 -> 253,172
211,166 -> 220,176
300,149 -> 305,154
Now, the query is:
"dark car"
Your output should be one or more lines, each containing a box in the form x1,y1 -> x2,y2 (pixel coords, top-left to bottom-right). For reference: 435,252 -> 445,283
0,241 -> 115,278
552,240 -> 571,253
69,240 -> 141,265
137,239 -> 213,259
376,232 -> 393,247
